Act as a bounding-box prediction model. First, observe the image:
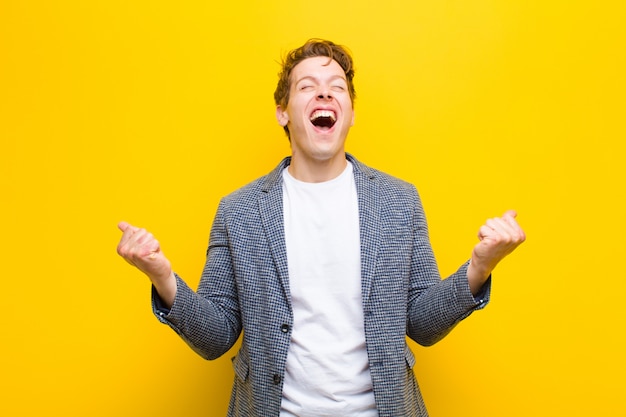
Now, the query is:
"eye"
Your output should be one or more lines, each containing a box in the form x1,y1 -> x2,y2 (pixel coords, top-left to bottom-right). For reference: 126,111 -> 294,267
299,84 -> 314,91
331,85 -> 346,92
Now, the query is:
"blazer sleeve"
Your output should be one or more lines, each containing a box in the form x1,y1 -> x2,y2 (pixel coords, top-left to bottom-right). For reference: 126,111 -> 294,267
151,199 -> 242,360
405,186 -> 491,346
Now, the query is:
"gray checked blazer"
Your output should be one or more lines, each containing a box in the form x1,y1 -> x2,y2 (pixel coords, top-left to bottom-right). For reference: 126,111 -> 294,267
153,153 -> 490,417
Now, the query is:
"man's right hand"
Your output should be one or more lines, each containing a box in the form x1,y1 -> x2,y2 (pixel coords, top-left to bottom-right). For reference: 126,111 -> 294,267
117,221 -> 177,308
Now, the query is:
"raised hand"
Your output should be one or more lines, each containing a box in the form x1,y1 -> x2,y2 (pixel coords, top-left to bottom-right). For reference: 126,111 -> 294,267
117,221 -> 176,307
467,210 -> 526,295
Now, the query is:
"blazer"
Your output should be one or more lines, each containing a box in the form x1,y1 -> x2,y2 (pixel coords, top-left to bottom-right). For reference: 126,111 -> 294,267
153,154 -> 490,417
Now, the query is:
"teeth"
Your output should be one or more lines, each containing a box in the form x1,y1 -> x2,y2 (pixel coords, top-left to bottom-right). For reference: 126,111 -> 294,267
310,110 -> 336,122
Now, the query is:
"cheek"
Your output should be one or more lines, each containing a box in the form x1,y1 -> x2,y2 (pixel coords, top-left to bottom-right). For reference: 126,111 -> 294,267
345,107 -> 355,127
289,101 -> 311,122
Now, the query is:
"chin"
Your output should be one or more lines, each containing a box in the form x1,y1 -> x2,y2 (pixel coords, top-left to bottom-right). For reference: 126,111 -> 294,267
310,146 -> 344,161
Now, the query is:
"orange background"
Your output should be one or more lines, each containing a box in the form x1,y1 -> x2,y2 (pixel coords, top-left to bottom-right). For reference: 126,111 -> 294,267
1,1 -> 624,415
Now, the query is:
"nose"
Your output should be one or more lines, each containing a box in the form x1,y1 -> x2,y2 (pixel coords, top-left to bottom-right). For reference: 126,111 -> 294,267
317,86 -> 332,100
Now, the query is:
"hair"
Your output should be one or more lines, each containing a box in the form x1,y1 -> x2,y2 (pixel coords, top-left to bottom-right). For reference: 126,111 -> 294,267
274,39 -> 356,138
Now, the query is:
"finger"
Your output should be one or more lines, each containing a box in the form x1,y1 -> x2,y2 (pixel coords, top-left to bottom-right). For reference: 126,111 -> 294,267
128,229 -> 161,259
117,222 -> 141,249
119,233 -> 158,261
486,218 -> 524,250
486,217 -> 512,236
118,221 -> 140,233
500,212 -> 526,242
119,221 -> 142,234
503,209 -> 518,219
477,224 -> 494,241
493,213 -> 523,233
133,228 -> 155,246
147,245 -> 161,259
118,221 -> 130,232
486,217 -> 527,249
142,235 -> 161,257
502,212 -> 518,227
117,225 -> 155,261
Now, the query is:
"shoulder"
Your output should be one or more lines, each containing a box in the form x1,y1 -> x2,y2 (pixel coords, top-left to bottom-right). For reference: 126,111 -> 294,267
349,155 -> 428,228
222,176 -> 265,205
349,154 -> 419,200
219,156 -> 289,208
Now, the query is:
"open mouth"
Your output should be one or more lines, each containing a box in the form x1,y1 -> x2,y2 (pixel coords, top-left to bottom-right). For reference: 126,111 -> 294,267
309,109 -> 337,130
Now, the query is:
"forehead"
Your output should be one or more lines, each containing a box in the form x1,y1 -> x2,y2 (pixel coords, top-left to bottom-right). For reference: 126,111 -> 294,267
291,56 -> 346,83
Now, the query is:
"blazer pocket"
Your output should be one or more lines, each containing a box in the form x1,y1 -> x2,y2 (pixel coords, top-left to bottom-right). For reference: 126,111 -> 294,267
404,344 -> 416,369
232,348 -> 250,382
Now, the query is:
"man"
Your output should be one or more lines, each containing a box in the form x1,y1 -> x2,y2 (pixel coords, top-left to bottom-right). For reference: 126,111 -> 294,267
117,39 -> 525,416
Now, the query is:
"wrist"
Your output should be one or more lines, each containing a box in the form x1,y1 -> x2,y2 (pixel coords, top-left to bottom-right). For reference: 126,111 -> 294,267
151,271 -> 177,308
467,260 -> 491,296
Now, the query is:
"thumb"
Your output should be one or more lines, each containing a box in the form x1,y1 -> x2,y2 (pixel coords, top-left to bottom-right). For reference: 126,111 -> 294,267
118,221 -> 138,233
503,209 -> 518,219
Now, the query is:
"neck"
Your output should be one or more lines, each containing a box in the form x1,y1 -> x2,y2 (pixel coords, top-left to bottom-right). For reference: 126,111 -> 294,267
288,152 -> 347,183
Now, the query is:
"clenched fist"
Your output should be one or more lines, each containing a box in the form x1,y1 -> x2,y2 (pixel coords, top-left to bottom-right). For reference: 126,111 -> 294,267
467,210 -> 526,295
117,221 -> 177,307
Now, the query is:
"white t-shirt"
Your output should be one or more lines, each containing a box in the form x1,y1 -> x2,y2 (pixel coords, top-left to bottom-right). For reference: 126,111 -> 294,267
280,162 -> 378,416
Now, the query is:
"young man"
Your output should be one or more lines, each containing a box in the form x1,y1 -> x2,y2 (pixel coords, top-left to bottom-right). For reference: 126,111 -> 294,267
117,39 -> 525,416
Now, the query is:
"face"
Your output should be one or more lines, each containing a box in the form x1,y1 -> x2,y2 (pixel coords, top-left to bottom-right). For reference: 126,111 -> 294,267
276,56 -> 355,165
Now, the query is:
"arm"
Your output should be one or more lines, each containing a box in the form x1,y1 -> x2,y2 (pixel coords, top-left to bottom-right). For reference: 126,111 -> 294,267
406,198 -> 525,346
116,214 -> 242,360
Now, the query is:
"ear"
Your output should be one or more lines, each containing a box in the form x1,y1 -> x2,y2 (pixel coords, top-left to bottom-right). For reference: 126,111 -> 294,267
276,105 -> 289,127
350,109 -> 355,127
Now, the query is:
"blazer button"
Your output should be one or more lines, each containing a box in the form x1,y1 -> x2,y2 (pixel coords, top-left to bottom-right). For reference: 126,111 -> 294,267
273,374 -> 282,385
280,324 -> 290,333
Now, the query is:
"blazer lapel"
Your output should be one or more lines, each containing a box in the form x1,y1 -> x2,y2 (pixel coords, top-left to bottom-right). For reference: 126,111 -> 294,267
258,157 -> 292,304
349,154 -> 381,305
256,154 -> 380,307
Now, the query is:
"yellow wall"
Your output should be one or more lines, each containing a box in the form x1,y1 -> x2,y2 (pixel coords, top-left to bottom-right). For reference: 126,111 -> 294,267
2,1 -> 624,416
